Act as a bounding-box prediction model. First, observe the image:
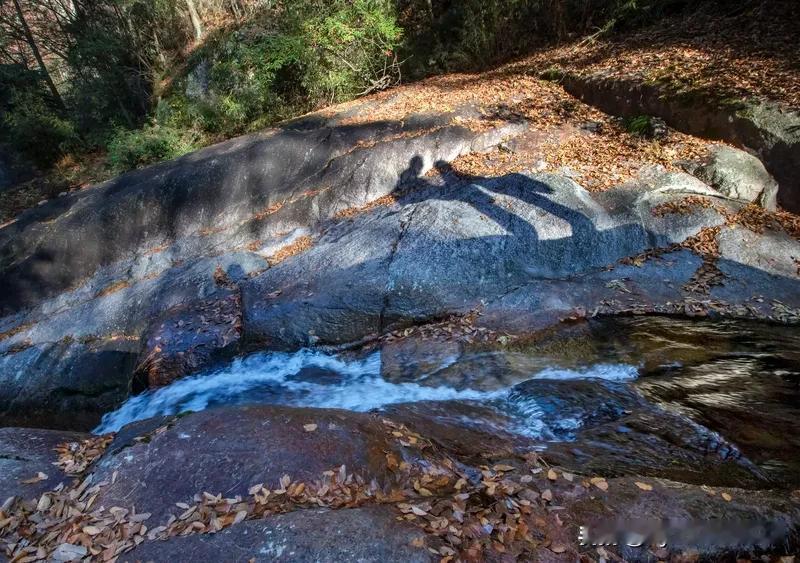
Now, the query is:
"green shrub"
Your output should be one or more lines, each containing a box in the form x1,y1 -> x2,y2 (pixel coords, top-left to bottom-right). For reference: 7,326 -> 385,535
107,125 -> 200,173
163,0 -> 402,138
0,65 -> 80,167
625,115 -> 654,136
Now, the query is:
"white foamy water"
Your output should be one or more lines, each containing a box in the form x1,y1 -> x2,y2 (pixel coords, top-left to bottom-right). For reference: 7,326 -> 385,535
95,349 -> 639,434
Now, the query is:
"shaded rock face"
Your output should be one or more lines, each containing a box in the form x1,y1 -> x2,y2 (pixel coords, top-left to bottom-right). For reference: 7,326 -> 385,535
134,289 -> 242,388
0,338 -> 138,430
0,427 -> 87,501
123,506 -> 430,563
695,144 -> 779,209
558,72 -> 800,212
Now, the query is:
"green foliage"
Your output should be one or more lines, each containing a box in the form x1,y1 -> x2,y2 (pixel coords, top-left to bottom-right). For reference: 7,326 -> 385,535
163,0 -> 401,138
294,0 -> 403,101
624,115 -> 657,136
107,125 -> 199,173
0,65 -> 79,167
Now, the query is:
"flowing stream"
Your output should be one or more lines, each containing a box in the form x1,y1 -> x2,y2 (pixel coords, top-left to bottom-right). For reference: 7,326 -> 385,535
97,317 -> 800,488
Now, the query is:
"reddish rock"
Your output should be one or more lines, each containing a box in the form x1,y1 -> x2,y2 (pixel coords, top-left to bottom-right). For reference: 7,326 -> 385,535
135,290 -> 242,388
91,405 -> 434,525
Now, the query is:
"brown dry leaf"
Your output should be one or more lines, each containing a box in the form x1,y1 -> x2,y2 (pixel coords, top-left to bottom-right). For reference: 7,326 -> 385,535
20,472 -> 48,484
562,472 -> 574,482
635,482 -> 653,492
721,492 -> 733,502
590,477 -> 609,491
549,544 -> 567,554
541,489 -> 553,502
492,464 -> 515,472
547,469 -> 558,481
303,424 -> 318,432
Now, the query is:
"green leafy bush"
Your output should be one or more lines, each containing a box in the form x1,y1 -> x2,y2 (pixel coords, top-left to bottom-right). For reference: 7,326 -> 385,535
107,125 -> 199,173
164,0 -> 402,137
0,65 -> 79,167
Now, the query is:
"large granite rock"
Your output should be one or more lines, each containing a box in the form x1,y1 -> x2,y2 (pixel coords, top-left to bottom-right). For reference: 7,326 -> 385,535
695,144 -> 779,209
91,405 -> 438,525
0,108 -> 517,316
4,158 -> 800,428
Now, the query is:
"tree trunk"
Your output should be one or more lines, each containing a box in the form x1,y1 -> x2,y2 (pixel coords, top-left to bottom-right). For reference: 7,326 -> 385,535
11,0 -> 66,110
185,0 -> 203,41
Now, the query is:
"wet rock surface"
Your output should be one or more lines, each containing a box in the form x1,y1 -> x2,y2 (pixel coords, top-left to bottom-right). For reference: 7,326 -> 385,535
134,289 -> 242,388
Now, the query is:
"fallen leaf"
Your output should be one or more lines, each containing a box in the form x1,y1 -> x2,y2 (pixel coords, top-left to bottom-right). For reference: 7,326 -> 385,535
549,544 -> 567,554
541,489 -> 553,502
20,472 -> 48,484
303,424 -> 318,432
721,492 -> 732,501
635,481 -> 653,491
547,469 -> 558,481
590,477 -> 609,491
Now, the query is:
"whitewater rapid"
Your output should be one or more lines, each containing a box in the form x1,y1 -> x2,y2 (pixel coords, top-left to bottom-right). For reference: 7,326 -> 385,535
95,349 -> 638,434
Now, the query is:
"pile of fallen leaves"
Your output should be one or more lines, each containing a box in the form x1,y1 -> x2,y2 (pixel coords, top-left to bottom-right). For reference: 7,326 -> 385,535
0,472 -> 151,562
335,194 -> 398,220
381,310 -> 516,346
650,195 -> 718,217
680,226 -> 721,258
54,435 -> 114,477
727,203 -> 800,241
266,235 -> 313,266
514,2 -> 800,110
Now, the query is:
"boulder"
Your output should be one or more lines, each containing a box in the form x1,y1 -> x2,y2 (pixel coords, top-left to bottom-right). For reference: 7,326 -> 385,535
0,427 -> 88,501
91,405 -> 436,524
123,506 -> 430,563
0,338 -> 138,430
695,144 -> 779,209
